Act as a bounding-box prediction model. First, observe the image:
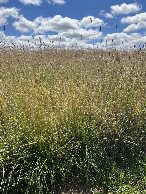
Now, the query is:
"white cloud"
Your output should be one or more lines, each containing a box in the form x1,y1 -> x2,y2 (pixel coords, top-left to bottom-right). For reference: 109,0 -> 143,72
12,15 -> 103,47
0,30 -> 145,50
100,10 -> 113,18
100,3 -> 142,19
0,0 -> 8,3
121,12 -> 146,32
132,35 -> 146,45
59,28 -> 102,41
0,7 -> 19,26
103,32 -> 146,48
13,15 -> 83,34
33,15 -> 81,34
111,3 -> 141,15
53,0 -> 65,4
123,22 -> 146,32
48,0 -> 66,4
19,0 -> 66,6
81,16 -> 104,28
105,13 -> 113,18
13,16 -> 37,33
105,32 -> 136,42
19,0 -> 42,6
0,31 -> 90,50
18,35 -> 34,41
15,15 -> 104,37
121,12 -> 146,24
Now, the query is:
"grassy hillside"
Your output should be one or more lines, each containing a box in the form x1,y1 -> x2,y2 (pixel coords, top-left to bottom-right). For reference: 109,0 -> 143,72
0,49 -> 145,193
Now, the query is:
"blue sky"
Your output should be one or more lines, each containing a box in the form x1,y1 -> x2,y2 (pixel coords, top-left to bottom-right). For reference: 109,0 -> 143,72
0,0 -> 145,49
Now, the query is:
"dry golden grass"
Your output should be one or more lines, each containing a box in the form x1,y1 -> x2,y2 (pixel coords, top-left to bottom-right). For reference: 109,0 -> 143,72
0,48 -> 145,193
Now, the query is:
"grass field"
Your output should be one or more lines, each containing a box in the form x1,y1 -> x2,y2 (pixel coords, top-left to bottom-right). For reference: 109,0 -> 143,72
0,48 -> 145,193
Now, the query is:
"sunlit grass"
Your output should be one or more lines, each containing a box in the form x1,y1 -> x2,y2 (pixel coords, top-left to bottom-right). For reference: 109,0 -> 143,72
0,48 -> 145,193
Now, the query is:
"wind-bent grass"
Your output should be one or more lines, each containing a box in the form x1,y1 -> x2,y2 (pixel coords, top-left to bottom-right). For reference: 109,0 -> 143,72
0,49 -> 145,193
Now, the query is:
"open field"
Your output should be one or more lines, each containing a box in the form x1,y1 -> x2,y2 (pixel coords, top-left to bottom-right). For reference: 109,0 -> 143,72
0,48 -> 145,193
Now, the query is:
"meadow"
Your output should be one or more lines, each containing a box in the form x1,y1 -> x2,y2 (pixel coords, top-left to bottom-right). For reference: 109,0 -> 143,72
0,48 -> 145,193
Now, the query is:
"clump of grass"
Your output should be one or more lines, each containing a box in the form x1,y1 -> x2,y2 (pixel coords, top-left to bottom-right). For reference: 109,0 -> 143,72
0,48 -> 145,193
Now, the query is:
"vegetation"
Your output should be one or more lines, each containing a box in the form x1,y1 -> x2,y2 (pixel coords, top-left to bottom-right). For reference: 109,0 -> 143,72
0,48 -> 145,193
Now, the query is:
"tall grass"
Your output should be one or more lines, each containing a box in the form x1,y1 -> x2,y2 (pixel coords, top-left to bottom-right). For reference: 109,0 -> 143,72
0,48 -> 145,193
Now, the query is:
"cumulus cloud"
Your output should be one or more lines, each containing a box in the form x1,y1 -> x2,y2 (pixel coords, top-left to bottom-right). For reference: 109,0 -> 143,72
13,15 -> 81,34
111,3 -> 141,15
105,32 -> 137,42
121,12 -> 146,24
13,15 -> 105,37
19,0 -> 42,6
121,12 -> 146,32
103,32 -> 146,48
123,22 -> 146,32
0,0 -> 8,3
13,16 -> 37,33
17,35 -> 34,41
100,3 -> 141,20
10,14 -> 104,49
59,28 -> 102,41
81,16 -> 104,28
0,6 -> 144,51
101,4 -> 145,33
0,29 -> 145,50
0,7 -> 20,26
33,15 -> 81,33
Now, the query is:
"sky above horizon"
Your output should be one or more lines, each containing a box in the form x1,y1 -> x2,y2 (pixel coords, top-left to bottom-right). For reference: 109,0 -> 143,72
0,0 -> 146,49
